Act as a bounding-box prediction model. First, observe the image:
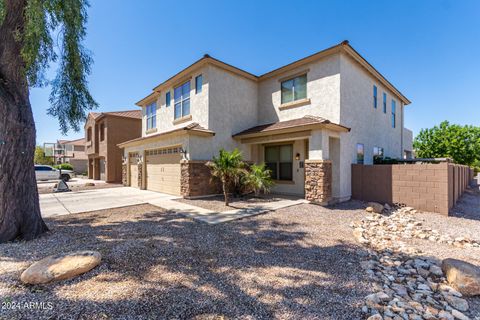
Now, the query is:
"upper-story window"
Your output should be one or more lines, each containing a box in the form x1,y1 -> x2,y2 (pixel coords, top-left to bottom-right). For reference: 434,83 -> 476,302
87,127 -> 92,141
174,81 -> 190,119
166,91 -> 171,107
373,85 -> 377,109
146,102 -> 157,130
356,143 -> 364,164
281,74 -> 307,104
100,123 -> 105,141
391,100 -> 396,128
195,75 -> 203,94
383,92 -> 387,113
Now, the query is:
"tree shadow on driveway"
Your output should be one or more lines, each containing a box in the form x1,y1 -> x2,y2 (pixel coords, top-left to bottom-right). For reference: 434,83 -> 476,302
0,204 -> 373,319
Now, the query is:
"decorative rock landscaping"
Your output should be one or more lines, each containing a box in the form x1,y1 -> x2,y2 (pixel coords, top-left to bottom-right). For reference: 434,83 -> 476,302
442,259 -> 480,297
21,250 -> 101,284
352,204 -> 479,320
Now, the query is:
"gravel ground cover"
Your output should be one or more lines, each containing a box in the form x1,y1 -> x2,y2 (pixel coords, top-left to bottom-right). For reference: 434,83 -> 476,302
0,202 -> 371,320
37,182 -> 122,194
175,194 -> 300,212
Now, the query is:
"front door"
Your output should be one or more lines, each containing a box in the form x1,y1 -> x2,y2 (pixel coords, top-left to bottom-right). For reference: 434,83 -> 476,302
99,158 -> 106,181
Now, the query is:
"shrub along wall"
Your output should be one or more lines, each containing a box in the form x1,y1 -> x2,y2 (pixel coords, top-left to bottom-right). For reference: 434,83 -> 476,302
352,163 -> 473,215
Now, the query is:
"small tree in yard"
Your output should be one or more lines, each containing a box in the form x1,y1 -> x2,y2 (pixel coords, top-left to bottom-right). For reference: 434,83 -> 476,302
0,0 -> 97,242
34,146 -> 54,165
243,163 -> 274,196
206,149 -> 246,206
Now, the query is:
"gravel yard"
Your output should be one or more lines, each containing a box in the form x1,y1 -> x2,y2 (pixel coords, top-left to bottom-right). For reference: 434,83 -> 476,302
37,182 -> 123,194
2,189 -> 479,319
175,194 -> 299,212
0,202 -> 371,320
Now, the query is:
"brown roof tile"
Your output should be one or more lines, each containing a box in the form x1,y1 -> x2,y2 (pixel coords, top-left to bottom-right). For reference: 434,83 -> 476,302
89,110 -> 142,120
117,123 -> 214,147
233,115 -> 350,137
58,138 -> 85,146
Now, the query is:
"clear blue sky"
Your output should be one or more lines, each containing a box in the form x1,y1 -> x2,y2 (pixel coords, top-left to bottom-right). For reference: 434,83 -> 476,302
31,0 -> 480,145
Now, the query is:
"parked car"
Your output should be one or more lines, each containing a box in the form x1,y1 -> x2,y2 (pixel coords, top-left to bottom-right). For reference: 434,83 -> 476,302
34,165 -> 74,181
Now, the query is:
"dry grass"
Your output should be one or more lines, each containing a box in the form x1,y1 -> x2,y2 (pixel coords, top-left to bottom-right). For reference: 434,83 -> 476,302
0,202 -> 371,320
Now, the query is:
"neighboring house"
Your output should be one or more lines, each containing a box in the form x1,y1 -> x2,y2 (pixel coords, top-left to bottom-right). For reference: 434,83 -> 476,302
85,110 -> 142,182
118,40 -> 411,204
403,128 -> 414,159
44,138 -> 88,173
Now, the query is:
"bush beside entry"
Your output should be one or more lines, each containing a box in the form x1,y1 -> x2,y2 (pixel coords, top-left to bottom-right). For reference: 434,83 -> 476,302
206,149 -> 274,206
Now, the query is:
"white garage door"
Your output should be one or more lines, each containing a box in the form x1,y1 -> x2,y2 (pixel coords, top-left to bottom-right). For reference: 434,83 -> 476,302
129,153 -> 139,188
145,147 -> 182,195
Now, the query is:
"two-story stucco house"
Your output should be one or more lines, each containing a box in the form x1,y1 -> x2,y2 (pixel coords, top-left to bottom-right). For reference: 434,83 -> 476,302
119,41 -> 411,204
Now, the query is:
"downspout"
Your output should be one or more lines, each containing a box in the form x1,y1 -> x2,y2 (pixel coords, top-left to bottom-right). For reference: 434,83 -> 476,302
400,102 -> 404,158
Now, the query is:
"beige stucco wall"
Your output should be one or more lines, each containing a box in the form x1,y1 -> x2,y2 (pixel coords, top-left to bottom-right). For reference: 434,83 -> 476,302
141,66 -> 209,137
257,54 -> 341,125
403,128 -> 413,152
338,53 -> 404,198
123,134 -> 189,161
206,65 -> 258,160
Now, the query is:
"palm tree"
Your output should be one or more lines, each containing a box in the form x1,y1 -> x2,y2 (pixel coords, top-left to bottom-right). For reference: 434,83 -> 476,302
243,163 -> 274,196
206,149 -> 246,206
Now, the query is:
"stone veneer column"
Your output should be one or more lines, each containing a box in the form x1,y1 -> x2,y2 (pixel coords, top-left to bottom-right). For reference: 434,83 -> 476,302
121,163 -> 127,186
304,160 -> 332,205
181,160 -> 220,197
137,162 -> 143,189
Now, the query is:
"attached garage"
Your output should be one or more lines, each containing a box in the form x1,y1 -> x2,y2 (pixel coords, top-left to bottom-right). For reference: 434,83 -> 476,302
129,152 -> 139,188
145,146 -> 182,195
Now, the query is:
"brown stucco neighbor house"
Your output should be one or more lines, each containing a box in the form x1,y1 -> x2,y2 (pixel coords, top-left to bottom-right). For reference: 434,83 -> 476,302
85,110 -> 142,182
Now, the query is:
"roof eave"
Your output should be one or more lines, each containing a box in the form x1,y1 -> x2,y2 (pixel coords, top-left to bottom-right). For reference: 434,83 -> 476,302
117,127 -> 215,148
232,122 -> 350,140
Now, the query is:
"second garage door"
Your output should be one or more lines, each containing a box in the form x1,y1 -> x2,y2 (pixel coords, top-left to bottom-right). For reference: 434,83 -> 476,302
145,147 -> 182,195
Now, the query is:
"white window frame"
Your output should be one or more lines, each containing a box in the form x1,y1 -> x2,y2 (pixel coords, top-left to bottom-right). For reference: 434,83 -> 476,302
146,102 -> 157,130
174,81 -> 191,119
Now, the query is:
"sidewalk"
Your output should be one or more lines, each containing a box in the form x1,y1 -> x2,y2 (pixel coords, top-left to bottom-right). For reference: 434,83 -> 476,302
150,198 -> 308,224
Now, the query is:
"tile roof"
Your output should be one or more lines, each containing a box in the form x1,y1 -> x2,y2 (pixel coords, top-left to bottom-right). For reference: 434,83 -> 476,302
117,123 -> 214,147
57,138 -> 85,146
232,115 -> 350,137
90,110 -> 142,120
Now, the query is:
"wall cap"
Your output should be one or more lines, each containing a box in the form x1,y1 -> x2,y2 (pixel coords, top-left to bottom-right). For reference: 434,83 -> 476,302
305,160 -> 332,164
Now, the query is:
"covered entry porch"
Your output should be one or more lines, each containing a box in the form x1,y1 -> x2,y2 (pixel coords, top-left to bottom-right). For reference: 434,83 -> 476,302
233,115 -> 350,204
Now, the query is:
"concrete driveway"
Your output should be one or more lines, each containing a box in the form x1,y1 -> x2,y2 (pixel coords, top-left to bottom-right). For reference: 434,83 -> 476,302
40,187 -> 179,218
37,178 -> 106,189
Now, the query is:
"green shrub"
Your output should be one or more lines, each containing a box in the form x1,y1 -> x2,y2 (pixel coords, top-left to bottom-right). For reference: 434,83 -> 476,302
54,163 -> 74,171
374,157 -> 399,165
242,163 -> 274,196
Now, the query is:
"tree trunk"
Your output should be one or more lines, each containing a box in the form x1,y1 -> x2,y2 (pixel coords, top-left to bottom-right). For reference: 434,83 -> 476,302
222,180 -> 229,206
0,0 -> 49,242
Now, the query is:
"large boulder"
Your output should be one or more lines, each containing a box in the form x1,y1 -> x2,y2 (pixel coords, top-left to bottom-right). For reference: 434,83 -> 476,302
442,258 -> 480,296
21,251 -> 101,284
366,202 -> 384,214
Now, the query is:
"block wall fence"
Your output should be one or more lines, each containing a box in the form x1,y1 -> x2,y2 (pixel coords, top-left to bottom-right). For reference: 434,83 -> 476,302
352,163 -> 474,215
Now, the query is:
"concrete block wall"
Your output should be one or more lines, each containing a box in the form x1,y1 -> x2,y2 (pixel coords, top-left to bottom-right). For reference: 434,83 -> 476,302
352,163 -> 474,215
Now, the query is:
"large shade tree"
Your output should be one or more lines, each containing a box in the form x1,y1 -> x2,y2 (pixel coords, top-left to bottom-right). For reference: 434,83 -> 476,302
0,0 -> 97,242
413,121 -> 480,166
